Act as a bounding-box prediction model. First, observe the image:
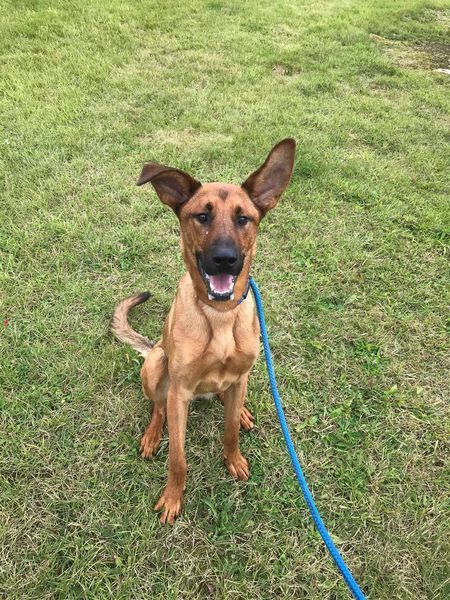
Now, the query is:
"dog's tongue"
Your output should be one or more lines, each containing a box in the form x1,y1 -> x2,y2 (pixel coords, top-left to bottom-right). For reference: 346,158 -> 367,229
209,274 -> 234,294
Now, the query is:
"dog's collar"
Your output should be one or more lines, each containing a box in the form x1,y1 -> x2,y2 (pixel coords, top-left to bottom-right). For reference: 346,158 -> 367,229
236,278 -> 250,305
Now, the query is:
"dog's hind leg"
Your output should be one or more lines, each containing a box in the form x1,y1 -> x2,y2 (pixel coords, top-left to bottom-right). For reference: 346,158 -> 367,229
219,385 -> 254,432
140,344 -> 168,458
239,405 -> 254,431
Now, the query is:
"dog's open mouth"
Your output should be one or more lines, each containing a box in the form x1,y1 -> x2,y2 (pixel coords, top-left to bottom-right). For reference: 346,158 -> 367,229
197,259 -> 237,301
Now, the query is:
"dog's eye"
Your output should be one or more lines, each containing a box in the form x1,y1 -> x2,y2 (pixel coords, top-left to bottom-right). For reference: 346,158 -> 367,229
195,213 -> 208,224
237,215 -> 249,226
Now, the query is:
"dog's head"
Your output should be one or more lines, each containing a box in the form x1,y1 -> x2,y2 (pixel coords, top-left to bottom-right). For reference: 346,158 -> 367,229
137,139 -> 296,309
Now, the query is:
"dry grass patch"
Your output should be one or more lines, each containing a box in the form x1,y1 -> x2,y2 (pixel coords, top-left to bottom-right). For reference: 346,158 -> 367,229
142,129 -> 233,150
371,34 -> 450,70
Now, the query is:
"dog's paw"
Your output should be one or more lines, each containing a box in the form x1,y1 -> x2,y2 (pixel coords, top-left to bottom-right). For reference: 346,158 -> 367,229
240,406 -> 255,431
139,425 -> 162,459
224,451 -> 250,481
154,488 -> 183,525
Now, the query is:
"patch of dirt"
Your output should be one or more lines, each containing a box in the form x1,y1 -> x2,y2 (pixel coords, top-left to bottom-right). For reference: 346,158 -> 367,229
274,24 -> 299,37
273,64 -> 288,76
371,35 -> 450,71
272,63 -> 296,77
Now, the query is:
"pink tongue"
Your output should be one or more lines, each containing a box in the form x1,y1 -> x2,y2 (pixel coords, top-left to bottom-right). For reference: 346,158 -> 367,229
209,274 -> 233,293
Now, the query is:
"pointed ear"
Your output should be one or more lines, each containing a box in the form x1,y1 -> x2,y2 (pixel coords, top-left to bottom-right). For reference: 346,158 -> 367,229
242,138 -> 296,217
137,163 -> 201,213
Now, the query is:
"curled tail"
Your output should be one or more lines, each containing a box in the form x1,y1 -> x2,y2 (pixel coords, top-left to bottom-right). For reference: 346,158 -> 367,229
111,292 -> 153,357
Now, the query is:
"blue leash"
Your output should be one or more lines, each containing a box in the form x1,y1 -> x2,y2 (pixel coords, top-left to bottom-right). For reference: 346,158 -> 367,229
249,278 -> 366,600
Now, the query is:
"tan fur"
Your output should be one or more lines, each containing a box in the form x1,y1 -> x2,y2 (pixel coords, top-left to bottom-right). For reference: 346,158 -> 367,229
112,139 -> 296,524
111,293 -> 153,357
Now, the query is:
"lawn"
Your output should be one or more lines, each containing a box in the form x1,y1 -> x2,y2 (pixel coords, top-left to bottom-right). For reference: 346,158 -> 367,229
1,0 -> 449,598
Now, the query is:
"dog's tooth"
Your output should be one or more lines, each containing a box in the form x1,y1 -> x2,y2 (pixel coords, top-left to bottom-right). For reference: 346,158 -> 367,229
230,293 -> 234,300
208,293 -> 214,300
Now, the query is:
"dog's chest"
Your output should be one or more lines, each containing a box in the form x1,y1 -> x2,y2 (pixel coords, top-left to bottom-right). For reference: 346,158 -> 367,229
194,318 -> 259,393
209,324 -> 238,363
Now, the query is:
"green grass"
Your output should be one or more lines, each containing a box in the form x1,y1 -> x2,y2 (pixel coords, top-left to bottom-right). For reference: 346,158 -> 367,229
1,0 -> 449,598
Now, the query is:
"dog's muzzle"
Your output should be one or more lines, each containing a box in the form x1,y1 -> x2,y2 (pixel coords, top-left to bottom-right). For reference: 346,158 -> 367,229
197,241 -> 243,301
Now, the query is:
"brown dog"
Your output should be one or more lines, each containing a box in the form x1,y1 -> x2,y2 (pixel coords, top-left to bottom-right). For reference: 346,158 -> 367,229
112,139 -> 296,523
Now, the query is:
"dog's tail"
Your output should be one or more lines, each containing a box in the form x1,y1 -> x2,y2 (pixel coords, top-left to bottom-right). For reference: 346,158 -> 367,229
111,292 -> 154,358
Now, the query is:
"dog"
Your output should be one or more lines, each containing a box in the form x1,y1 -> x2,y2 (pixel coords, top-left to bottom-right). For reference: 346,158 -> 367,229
112,139 -> 296,524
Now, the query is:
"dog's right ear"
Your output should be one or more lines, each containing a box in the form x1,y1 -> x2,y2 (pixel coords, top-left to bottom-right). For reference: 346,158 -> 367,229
137,163 -> 201,213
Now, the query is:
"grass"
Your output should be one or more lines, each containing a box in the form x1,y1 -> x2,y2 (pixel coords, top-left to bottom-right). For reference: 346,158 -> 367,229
1,0 -> 449,598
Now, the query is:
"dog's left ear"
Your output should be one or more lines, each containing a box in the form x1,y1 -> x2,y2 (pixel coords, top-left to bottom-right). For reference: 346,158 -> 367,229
242,138 -> 296,217
137,163 -> 201,213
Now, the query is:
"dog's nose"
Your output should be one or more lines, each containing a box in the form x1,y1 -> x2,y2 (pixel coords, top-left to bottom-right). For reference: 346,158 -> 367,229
212,245 -> 238,267
201,239 -> 243,276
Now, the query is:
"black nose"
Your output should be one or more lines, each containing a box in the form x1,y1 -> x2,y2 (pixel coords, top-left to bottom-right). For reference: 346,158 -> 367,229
213,245 -> 237,267
201,239 -> 243,276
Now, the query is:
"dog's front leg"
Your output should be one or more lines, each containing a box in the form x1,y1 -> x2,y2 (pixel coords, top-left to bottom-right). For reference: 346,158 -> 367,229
223,376 -> 250,481
155,383 -> 190,524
